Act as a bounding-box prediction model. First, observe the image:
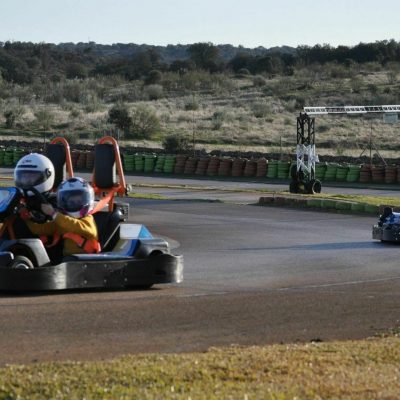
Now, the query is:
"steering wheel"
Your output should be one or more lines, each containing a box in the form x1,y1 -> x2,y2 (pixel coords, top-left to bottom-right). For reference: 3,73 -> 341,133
22,187 -> 52,224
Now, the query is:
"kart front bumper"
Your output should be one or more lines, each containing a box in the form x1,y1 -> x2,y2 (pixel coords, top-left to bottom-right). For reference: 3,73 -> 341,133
0,253 -> 183,291
372,224 -> 400,242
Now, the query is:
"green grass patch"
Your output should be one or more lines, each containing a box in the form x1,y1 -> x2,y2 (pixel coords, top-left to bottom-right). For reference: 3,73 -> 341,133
0,337 -> 399,399
284,192 -> 400,209
128,192 -> 169,200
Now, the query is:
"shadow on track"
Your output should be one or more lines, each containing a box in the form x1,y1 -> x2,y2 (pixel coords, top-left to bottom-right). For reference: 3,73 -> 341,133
230,241 -> 384,251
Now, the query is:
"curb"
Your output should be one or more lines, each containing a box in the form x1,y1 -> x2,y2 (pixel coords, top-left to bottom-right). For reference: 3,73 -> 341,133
258,195 -> 387,216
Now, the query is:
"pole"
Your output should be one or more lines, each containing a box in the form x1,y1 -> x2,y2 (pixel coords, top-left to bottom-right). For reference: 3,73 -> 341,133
369,122 -> 372,166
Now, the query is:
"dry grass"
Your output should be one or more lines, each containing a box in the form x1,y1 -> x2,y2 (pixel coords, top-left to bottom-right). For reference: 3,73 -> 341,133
1,67 -> 399,157
0,336 -> 399,399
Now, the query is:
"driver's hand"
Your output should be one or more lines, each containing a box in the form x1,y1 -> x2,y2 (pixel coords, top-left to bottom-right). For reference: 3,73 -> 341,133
18,206 -> 31,220
41,203 -> 56,217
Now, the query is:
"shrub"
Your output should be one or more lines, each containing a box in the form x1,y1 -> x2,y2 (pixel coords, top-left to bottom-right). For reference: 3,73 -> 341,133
145,70 -> 162,85
66,63 -> 88,80
251,102 -> 271,118
4,106 -> 24,128
145,84 -> 164,100
211,110 -> 226,130
162,133 -> 190,153
34,108 -> 54,131
184,97 -> 199,111
129,105 -> 160,139
107,103 -> 132,132
237,68 -> 251,75
253,75 -> 267,87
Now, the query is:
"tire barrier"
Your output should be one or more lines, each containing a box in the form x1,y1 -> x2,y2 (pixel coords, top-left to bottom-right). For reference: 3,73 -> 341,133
384,165 -> 397,184
123,154 -> 134,172
184,157 -> 198,175
71,151 -> 79,169
231,158 -> 245,177
277,161 -> 290,179
163,155 -> 176,173
144,154 -> 156,173
315,163 -> 327,181
335,165 -> 348,182
134,154 -> 144,172
360,164 -> 372,183
85,152 -> 94,170
266,160 -> 278,178
244,159 -> 257,177
0,148 -> 26,167
324,163 -> 338,181
256,157 -> 268,177
154,154 -> 166,173
346,165 -> 361,182
76,151 -> 87,169
174,154 -> 187,174
4,149 -> 15,166
13,148 -> 25,165
218,158 -> 232,177
22,148 -> 400,185
371,165 -> 385,183
206,156 -> 220,176
195,157 -> 210,175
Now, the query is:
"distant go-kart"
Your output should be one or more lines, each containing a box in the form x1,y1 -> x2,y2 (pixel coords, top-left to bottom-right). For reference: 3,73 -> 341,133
372,206 -> 400,242
0,137 -> 183,291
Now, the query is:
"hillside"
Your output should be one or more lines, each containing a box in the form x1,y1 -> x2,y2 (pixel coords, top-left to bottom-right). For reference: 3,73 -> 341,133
0,40 -> 399,159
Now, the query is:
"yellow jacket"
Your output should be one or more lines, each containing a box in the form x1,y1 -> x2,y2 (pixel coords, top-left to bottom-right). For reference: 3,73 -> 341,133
26,213 -> 98,256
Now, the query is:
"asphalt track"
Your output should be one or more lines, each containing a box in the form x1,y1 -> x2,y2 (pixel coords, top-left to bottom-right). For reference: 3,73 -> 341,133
0,172 -> 399,365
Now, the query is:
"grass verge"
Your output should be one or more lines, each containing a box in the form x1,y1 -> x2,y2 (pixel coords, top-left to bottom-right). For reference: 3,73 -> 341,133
0,336 -> 399,399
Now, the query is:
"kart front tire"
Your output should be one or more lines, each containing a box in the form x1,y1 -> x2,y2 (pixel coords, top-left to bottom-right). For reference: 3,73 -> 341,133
10,255 -> 34,270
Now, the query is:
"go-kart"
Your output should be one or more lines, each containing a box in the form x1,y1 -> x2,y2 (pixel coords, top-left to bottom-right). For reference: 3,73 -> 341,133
0,137 -> 183,291
372,206 -> 400,242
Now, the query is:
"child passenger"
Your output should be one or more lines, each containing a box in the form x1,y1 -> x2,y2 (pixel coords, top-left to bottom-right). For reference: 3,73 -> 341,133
25,177 -> 100,257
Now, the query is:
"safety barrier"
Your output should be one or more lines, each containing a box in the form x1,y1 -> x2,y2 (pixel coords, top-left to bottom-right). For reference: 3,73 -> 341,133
29,149 -> 399,185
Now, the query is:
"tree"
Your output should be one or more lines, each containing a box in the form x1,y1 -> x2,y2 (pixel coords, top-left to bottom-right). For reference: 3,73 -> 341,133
187,42 -> 220,71
66,63 -> 88,79
129,105 -> 160,139
4,106 -> 24,128
107,103 -> 132,132
145,69 -> 162,85
34,108 -> 54,131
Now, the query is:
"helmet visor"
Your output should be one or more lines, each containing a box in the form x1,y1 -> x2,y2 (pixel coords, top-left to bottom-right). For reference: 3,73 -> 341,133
15,170 -> 46,189
58,189 -> 91,212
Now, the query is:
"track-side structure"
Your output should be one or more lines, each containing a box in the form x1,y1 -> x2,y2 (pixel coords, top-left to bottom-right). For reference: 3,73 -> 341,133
291,105 -> 400,194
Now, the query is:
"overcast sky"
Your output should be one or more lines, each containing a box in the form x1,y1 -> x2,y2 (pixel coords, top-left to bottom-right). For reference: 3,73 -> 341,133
1,0 -> 399,48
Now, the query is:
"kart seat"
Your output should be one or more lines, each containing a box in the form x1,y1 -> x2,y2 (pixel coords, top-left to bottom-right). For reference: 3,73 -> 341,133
93,209 -> 123,251
45,143 -> 67,190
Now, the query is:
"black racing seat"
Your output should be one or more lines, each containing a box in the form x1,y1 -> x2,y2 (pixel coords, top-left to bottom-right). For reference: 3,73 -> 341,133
93,209 -> 123,251
45,143 -> 66,190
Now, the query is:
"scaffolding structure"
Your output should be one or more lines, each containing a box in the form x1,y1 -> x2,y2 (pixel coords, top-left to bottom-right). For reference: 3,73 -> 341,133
290,105 -> 400,194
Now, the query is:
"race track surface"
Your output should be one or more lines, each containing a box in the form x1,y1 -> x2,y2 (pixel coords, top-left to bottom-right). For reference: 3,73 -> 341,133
0,198 -> 399,365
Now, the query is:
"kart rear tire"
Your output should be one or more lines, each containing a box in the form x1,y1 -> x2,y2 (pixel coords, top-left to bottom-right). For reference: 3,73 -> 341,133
45,144 -> 66,189
289,181 -> 299,193
307,179 -> 322,194
10,255 -> 34,270
94,143 -> 116,189
290,164 -> 298,179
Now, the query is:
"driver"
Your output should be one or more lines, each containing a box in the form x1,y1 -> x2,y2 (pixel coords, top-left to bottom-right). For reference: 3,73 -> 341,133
14,153 -> 55,197
24,177 -> 100,259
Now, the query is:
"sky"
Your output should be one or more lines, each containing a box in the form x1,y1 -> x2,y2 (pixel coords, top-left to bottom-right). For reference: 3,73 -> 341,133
1,0 -> 399,49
